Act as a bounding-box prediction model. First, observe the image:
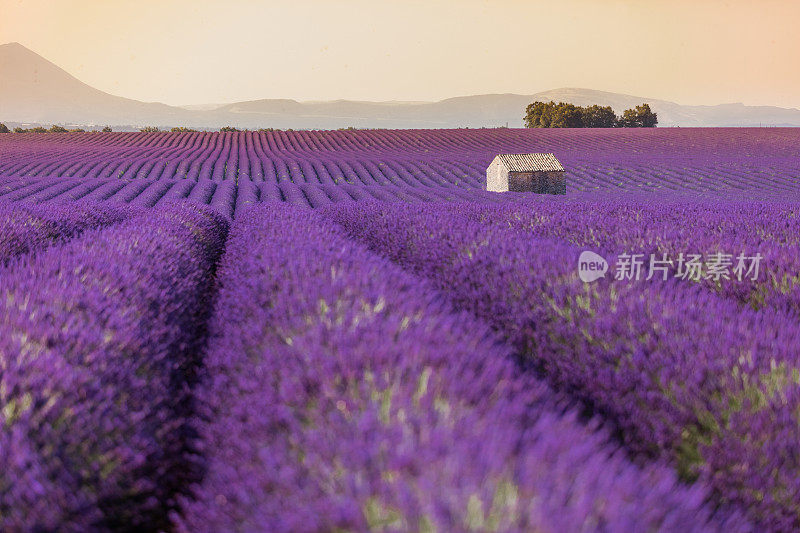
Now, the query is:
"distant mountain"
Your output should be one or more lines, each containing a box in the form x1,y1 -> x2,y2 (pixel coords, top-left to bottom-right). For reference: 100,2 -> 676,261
3,42 -> 800,129
207,95 -> 533,128
178,103 -> 227,111
0,42 -> 192,126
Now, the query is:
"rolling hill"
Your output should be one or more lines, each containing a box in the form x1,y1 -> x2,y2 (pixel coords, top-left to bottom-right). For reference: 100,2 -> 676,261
3,42 -> 800,129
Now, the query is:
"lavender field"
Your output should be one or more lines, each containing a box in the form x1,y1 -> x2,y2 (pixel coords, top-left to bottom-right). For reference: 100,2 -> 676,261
2,128 -> 800,213
1,128 -> 800,531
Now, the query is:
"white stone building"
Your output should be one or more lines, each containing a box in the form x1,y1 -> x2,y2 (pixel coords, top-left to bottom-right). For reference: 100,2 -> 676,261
486,153 -> 566,194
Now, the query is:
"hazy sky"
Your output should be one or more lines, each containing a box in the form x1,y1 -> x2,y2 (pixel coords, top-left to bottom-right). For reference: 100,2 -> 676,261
2,0 -> 799,108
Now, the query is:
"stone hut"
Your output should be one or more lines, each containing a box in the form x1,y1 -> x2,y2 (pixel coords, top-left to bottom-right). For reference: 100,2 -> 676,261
486,153 -> 566,194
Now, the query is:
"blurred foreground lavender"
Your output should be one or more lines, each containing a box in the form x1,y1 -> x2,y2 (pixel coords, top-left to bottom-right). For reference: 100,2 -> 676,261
0,203 -> 228,530
174,205 -> 742,532
326,201 -> 800,529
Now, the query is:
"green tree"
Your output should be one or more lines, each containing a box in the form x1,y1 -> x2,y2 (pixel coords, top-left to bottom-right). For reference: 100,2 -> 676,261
140,126 -> 160,133
639,104 -> 658,127
31,126 -> 47,133
619,103 -> 658,128
526,101 -> 620,128
219,126 -> 240,132
582,105 -> 617,128
0,123 -> 9,133
102,126 -> 113,132
524,101 -> 556,128
49,125 -> 67,133
13,127 -> 28,133
550,102 -> 584,128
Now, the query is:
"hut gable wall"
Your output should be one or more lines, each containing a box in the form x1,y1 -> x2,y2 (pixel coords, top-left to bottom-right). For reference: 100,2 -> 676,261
486,157 -> 508,192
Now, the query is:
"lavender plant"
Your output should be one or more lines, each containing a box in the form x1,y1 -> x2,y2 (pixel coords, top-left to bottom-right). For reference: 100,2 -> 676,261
326,201 -> 800,529
0,201 -> 132,263
174,205 -> 744,532
0,203 -> 228,530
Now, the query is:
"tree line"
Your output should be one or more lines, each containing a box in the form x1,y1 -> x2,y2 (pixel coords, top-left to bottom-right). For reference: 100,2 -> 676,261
524,101 -> 658,128
0,124 -> 114,133
1,110 -> 658,134
0,125 -> 307,133
0,124 -> 317,134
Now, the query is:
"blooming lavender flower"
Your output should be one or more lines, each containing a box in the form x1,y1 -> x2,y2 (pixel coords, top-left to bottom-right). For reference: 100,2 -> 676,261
326,201 -> 800,529
0,202 -> 228,530
1,125 -> 799,530
0,201 -> 133,263
455,197 -> 800,316
174,204 -> 744,532
3,128 -> 800,200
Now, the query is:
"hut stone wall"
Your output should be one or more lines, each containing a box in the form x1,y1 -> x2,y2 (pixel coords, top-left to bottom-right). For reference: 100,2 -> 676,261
508,171 -> 566,194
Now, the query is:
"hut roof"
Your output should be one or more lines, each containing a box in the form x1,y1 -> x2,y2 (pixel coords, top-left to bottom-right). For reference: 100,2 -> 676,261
496,153 -> 565,172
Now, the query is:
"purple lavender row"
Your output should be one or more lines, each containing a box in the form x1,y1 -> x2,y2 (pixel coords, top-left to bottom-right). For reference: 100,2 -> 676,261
458,197 -> 800,316
173,205 -> 744,532
459,196 -> 800,253
0,177 -> 513,215
0,203 -> 228,531
326,201 -> 800,529
468,196 -> 800,248
3,129 -> 800,194
0,201 -> 133,263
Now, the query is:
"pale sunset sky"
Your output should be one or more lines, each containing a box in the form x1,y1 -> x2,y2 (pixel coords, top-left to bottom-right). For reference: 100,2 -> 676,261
1,0 -> 799,108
